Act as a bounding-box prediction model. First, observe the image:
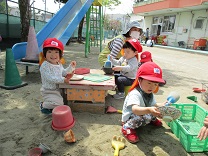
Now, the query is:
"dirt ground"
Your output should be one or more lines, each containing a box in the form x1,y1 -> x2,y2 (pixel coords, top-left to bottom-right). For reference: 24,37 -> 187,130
0,42 -> 208,156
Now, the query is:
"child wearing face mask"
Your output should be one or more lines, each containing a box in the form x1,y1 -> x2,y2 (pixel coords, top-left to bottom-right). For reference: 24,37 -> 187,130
110,39 -> 143,99
121,62 -> 166,143
98,21 -> 143,67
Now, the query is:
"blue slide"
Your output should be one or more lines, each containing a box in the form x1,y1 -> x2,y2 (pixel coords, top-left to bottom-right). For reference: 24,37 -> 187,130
12,0 -> 94,60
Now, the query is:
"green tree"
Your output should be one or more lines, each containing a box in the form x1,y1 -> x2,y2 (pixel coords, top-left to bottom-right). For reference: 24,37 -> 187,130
103,0 -> 121,9
102,0 -> 121,34
0,0 -> 6,13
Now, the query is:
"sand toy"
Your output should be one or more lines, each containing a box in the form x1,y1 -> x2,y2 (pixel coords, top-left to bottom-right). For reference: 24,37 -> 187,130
111,135 -> 126,156
104,55 -> 112,68
157,106 -> 182,122
158,91 -> 181,122
106,106 -> 122,114
64,129 -> 76,143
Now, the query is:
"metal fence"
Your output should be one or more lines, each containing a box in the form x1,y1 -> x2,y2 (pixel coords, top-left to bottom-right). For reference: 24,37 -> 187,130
0,0 -> 54,38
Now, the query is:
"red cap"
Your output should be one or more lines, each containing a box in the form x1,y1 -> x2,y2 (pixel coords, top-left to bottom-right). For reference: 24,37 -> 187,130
43,38 -> 64,53
137,62 -> 165,83
140,51 -> 152,63
127,39 -> 143,53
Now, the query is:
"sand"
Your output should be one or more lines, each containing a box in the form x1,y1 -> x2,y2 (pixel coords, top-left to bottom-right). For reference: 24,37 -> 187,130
0,42 -> 208,156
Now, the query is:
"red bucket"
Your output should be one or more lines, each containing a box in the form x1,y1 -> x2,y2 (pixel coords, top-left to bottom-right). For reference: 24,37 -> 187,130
28,147 -> 42,156
52,105 -> 75,131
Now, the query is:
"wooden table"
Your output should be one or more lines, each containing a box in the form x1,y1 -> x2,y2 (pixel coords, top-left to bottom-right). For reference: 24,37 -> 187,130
59,69 -> 115,114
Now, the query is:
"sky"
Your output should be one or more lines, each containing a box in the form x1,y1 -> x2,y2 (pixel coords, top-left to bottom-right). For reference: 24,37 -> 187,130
8,0 -> 134,14
104,0 -> 134,14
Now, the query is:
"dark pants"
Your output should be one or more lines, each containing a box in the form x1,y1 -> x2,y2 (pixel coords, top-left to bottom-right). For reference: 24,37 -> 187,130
114,75 -> 135,93
145,37 -> 149,44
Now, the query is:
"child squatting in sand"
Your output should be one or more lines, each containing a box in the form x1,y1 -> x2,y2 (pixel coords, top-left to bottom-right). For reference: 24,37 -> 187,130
39,38 -> 76,114
121,62 -> 166,143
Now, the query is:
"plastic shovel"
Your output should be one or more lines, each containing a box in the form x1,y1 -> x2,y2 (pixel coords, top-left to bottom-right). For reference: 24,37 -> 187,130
106,106 -> 122,114
112,136 -> 126,156
104,55 -> 112,68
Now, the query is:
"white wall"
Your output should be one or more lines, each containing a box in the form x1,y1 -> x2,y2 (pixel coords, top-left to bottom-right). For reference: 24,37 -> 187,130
142,9 -> 208,49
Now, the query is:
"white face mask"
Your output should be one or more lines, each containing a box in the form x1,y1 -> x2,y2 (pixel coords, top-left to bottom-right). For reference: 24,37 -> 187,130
130,31 -> 140,39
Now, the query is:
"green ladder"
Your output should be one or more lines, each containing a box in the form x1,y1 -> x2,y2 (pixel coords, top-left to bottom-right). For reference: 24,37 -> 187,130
85,0 -> 103,57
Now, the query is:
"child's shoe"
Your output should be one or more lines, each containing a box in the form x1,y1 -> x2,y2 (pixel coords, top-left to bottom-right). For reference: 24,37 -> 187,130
39,102 -> 53,115
150,118 -> 162,127
113,92 -> 125,99
121,127 -> 139,143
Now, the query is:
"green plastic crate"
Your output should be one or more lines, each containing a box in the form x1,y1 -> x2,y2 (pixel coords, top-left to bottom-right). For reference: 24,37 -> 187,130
165,104 -> 182,138
168,120 -> 180,138
178,120 -> 208,152
168,103 -> 208,152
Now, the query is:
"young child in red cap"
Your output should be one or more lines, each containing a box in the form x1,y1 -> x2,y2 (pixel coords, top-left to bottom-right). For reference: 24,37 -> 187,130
138,51 -> 166,87
138,51 -> 152,68
110,39 -> 143,99
121,62 -> 166,143
39,38 -> 76,114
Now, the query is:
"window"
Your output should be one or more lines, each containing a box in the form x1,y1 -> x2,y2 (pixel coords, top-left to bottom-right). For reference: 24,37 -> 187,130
161,15 -> 176,32
153,17 -> 158,24
194,19 -> 204,29
134,0 -> 144,3
152,15 -> 175,35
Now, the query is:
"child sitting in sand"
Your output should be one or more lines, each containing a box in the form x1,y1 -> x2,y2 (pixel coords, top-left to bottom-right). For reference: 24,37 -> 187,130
39,38 -> 76,114
121,62 -> 166,143
110,39 -> 143,99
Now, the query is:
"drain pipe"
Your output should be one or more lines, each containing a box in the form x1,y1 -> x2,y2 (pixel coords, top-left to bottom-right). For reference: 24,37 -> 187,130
187,11 -> 194,45
175,12 -> 180,46
203,9 -> 208,37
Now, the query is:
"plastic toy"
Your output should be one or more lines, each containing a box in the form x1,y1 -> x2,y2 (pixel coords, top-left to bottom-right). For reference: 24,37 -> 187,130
64,129 -> 76,143
106,106 -> 122,114
111,136 -> 126,156
158,91 -> 181,122
39,143 -> 51,154
157,106 -> 182,122
104,55 -> 112,68
165,91 -> 180,106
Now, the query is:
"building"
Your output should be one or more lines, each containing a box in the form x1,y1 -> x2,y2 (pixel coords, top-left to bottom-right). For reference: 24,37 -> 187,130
133,0 -> 208,50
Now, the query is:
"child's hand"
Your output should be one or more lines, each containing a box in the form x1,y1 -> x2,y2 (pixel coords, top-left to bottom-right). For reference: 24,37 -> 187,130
204,116 -> 208,127
64,77 -> 70,84
197,126 -> 208,140
150,107 -> 162,119
70,61 -> 76,68
112,66 -> 122,71
65,71 -> 75,83
64,71 -> 74,84
197,116 -> 208,140
65,71 -> 75,79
